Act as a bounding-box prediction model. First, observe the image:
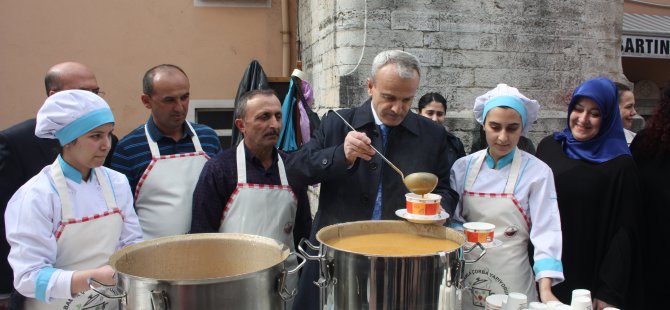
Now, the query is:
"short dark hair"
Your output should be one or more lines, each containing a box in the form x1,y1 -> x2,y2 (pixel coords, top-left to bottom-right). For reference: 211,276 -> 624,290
614,82 -> 632,103
418,92 -> 447,112
44,71 -> 61,96
142,64 -> 188,95
235,89 -> 277,120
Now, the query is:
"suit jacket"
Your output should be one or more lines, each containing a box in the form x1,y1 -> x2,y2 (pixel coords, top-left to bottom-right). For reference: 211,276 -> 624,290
0,118 -> 60,295
0,118 -> 117,296
287,100 -> 458,229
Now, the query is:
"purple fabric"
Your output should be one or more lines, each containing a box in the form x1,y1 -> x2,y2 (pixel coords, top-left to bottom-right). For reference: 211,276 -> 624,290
299,80 -> 314,144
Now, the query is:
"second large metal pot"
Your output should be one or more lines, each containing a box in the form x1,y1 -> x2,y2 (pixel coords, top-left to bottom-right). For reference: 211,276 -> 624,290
299,220 -> 484,310
99,233 -> 303,310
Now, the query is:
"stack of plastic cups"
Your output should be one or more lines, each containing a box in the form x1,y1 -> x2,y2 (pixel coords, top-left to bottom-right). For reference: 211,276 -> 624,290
570,289 -> 591,310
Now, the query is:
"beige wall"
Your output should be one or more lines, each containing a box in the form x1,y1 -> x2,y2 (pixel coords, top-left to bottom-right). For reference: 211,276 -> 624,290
624,0 -> 670,14
0,0 -> 298,136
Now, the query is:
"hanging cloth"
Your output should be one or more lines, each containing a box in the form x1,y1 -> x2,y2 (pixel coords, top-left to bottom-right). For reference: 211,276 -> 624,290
277,76 -> 300,152
231,60 -> 270,147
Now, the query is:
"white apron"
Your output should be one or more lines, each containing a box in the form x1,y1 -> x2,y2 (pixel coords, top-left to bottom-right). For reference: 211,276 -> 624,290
460,149 -> 536,309
219,141 -> 298,308
134,122 -> 210,240
25,160 -> 123,310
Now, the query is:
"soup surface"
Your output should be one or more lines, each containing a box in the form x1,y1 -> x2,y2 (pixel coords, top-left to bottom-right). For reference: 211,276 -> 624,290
325,233 -> 460,256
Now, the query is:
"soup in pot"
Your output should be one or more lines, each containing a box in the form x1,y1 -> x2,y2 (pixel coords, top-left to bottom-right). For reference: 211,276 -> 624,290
325,232 -> 460,256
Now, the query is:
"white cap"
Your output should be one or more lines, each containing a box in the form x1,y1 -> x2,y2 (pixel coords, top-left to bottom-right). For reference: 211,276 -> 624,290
35,89 -> 114,146
473,83 -> 540,135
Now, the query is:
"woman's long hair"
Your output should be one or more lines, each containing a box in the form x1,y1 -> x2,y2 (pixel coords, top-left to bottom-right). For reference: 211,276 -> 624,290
637,86 -> 670,158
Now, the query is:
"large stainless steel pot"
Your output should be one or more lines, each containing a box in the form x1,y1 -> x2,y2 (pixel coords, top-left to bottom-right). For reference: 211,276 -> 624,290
299,220 -> 485,310
92,233 -> 304,310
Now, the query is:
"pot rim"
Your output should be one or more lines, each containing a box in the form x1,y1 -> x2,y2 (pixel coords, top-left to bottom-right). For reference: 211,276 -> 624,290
315,220 -> 465,257
110,233 -> 290,283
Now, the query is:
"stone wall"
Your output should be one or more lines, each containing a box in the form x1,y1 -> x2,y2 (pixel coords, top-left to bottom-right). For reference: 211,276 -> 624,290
298,0 -> 628,151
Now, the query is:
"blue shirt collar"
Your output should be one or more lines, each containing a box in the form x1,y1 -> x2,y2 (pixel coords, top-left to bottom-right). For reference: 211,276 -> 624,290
146,116 -> 194,142
485,148 -> 516,170
57,155 -> 95,184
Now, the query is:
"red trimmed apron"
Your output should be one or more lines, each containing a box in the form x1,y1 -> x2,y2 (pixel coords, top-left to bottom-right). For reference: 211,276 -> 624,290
460,149 -> 536,309
25,160 -> 122,310
134,122 -> 209,240
219,141 -> 298,308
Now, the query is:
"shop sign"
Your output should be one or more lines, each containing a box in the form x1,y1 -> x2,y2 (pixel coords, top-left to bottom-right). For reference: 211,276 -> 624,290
621,34 -> 670,59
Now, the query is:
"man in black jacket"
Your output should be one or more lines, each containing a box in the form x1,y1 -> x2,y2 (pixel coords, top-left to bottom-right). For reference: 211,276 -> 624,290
0,62 -> 116,309
286,50 -> 459,310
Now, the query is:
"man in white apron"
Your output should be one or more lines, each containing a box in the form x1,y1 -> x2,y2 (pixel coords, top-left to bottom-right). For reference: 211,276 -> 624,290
112,64 -> 221,239
449,85 -> 564,309
191,90 -> 313,309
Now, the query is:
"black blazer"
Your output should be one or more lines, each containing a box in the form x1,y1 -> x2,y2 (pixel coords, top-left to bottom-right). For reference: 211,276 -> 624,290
286,99 -> 459,229
0,118 -> 60,296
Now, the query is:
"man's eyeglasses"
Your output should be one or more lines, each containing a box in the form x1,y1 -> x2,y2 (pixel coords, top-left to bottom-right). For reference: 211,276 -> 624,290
85,88 -> 105,97
51,88 -> 105,97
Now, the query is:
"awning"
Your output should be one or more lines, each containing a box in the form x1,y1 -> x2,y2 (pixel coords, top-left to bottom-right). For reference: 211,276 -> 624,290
622,13 -> 670,58
623,13 -> 670,37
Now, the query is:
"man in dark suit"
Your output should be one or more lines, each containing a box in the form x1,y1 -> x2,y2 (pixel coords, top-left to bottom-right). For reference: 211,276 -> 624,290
0,61 -> 116,309
286,50 -> 459,310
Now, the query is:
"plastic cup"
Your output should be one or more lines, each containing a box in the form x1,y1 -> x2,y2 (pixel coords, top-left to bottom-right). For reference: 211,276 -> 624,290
502,292 -> 527,310
405,193 -> 441,216
463,222 -> 495,243
570,296 -> 592,310
486,294 -> 508,310
571,289 -> 591,301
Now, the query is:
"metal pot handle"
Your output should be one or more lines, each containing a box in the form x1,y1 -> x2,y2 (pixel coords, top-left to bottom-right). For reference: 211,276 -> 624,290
297,238 -> 335,291
278,251 -> 307,301
88,277 -> 127,299
297,238 -> 322,260
150,290 -> 170,310
462,242 -> 486,264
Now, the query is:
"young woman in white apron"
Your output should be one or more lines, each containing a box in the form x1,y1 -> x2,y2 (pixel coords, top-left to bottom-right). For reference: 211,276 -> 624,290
449,85 -> 564,309
23,161 -> 123,310
5,90 -> 143,310
219,141 -> 298,309
134,121 -> 209,239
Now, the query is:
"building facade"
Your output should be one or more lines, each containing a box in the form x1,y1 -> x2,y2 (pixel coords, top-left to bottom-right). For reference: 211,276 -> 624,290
298,0 -> 629,149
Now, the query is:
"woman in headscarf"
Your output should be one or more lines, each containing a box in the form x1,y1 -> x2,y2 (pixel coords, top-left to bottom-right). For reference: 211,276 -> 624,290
630,85 -> 670,310
535,77 -> 642,310
5,90 -> 143,310
450,84 -> 563,309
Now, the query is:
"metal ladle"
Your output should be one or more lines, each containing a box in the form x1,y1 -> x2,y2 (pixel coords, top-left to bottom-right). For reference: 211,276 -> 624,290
330,110 -> 439,195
